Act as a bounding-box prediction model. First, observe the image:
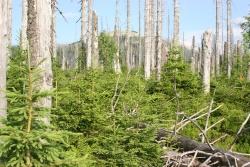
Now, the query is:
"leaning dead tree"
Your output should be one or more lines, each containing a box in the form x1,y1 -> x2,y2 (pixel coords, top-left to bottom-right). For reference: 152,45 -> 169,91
27,0 -> 53,124
202,31 -> 212,94
156,0 -> 163,80
144,0 -> 151,79
227,0 -> 232,78
173,0 -> 180,46
113,0 -> 121,73
215,0 -> 222,76
0,0 -> 12,120
87,0 -> 93,69
159,103 -> 250,166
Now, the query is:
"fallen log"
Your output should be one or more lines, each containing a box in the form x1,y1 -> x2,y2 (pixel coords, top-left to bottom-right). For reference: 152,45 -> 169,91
157,129 -> 250,167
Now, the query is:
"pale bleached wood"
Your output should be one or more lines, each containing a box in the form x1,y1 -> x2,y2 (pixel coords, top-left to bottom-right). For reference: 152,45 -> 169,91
92,11 -> 99,69
215,0 -> 222,76
126,0 -> 131,71
202,31 -> 212,94
227,0 -> 232,78
144,0 -> 151,79
191,36 -> 196,73
0,0 -> 10,119
27,0 -> 53,124
86,0 -> 93,69
173,0 -> 180,45
21,0 -> 28,50
156,0 -> 163,80
51,0 -> 57,58
113,0 -> 121,73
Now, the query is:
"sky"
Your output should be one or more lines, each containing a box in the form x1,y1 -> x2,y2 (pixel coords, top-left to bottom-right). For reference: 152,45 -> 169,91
12,0 -> 250,47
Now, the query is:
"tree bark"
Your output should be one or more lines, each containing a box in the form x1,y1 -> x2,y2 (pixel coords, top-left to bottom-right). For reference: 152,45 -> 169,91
173,0 -> 180,46
27,0 -> 53,124
92,11 -> 99,69
215,0 -> 222,76
227,0 -> 232,79
87,0 -> 93,69
0,0 -> 11,119
144,0 -> 151,79
21,0 -> 28,50
156,0 -> 163,80
202,31 -> 212,94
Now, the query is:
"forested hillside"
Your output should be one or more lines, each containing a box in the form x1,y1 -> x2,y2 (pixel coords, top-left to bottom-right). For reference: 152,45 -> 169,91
0,0 -> 250,166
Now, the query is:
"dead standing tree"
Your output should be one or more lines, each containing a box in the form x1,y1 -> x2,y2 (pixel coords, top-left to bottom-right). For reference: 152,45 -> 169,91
27,0 -> 53,124
202,31 -> 212,94
156,0 -> 163,80
144,0 -> 151,79
0,0 -> 12,120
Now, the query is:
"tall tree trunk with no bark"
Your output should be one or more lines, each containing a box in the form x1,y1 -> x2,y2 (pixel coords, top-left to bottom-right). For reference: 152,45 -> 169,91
144,0 -> 151,79
156,0 -> 163,80
126,0 -> 131,71
227,0 -> 232,78
27,0 -> 53,124
21,0 -> 28,50
92,11 -> 99,69
202,31 -> 212,94
0,0 -> 11,119
173,0 -> 179,46
114,0 -> 121,73
215,0 -> 222,76
87,0 -> 93,69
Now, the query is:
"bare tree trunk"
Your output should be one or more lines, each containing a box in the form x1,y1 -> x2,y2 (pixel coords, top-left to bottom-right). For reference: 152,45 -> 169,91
62,48 -> 66,70
51,0 -> 56,58
150,0 -> 156,72
81,0 -> 87,43
227,0 -> 232,78
156,0 -> 163,80
126,0 -> 131,71
27,0 -> 53,124
191,36 -> 196,73
7,0 -> 12,56
144,0 -> 151,79
215,0 -> 222,76
113,0 -> 121,73
87,0 -> 93,69
197,47 -> 201,74
202,31 -> 212,94
173,0 -> 179,46
168,12 -> 170,46
138,0 -> 142,67
0,0 -> 11,119
21,0 -> 28,50
92,11 -> 99,69
236,40 -> 243,66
